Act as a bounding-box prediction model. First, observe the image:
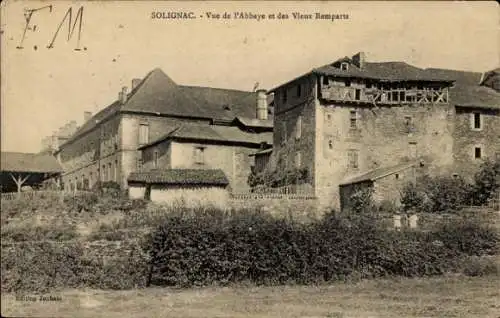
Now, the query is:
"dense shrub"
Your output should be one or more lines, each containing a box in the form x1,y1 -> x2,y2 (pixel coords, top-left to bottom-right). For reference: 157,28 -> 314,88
1,241 -> 149,293
400,176 -> 471,213
145,210 -> 499,288
461,256 -> 499,277
471,158 -> 500,205
1,222 -> 78,242
432,218 -> 499,256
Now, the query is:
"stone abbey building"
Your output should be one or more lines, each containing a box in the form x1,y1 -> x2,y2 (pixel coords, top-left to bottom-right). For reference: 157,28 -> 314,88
54,68 -> 272,192
264,52 -> 499,209
49,53 -> 499,209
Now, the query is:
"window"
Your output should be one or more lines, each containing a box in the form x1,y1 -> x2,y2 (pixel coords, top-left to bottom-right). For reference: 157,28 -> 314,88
295,116 -> 302,140
296,84 -> 302,97
323,76 -> 329,86
355,89 -> 361,100
114,160 -> 118,182
295,151 -> 302,168
138,123 -> 149,145
102,164 -> 106,181
194,147 -> 205,164
281,122 -> 287,145
154,150 -> 159,169
474,147 -> 482,159
340,62 -> 349,71
137,158 -> 143,170
471,112 -> 482,130
409,142 -> 417,159
395,173 -> 400,180
282,88 -> 288,104
108,162 -> 112,182
328,140 -> 333,150
345,80 -> 351,87
349,110 -> 357,129
404,116 -> 414,133
347,150 -> 359,169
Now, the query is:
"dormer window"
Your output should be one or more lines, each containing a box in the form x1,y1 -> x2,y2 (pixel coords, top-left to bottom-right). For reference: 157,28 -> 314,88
340,62 -> 349,71
223,104 -> 231,111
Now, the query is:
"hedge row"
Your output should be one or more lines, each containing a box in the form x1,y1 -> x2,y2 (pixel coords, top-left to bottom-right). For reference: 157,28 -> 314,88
145,211 -> 499,287
2,211 -> 498,292
1,242 -> 149,293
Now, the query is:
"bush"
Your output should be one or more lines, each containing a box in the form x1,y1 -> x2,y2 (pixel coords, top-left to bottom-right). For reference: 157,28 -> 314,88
145,209 -> 497,288
1,222 -> 78,242
432,218 -> 499,256
401,176 -> 472,213
1,241 -> 150,293
461,256 -> 499,277
471,158 -> 500,205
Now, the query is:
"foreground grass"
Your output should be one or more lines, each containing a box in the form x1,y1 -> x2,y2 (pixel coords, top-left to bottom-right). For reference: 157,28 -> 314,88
2,275 -> 499,318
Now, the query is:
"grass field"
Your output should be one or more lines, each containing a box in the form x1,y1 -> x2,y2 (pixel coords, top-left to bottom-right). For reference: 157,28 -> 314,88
2,275 -> 499,318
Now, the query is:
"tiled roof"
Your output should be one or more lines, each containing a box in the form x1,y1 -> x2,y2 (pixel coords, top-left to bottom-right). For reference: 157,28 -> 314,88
139,124 -> 272,150
451,84 -> 500,110
425,68 -> 482,86
314,61 -> 455,82
127,169 -> 229,186
179,86 -> 272,121
340,161 -> 421,186
58,69 -> 269,150
1,152 -> 63,173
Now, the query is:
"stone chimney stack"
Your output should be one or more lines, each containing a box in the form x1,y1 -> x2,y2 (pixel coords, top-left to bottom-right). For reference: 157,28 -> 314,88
131,78 -> 141,91
352,52 -> 366,68
256,89 -> 268,120
84,111 -> 92,122
68,120 -> 78,135
119,86 -> 128,104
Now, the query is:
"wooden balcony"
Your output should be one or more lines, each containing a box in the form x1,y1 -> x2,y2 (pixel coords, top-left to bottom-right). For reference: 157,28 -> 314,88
320,86 -> 449,105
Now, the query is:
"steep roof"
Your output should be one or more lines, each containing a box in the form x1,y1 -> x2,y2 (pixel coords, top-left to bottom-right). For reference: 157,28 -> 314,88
123,69 -> 210,118
139,124 -> 272,150
450,84 -> 500,110
313,60 -> 454,82
178,85 -> 269,121
340,161 -> 421,186
59,69 -> 269,151
128,169 -> 229,186
425,68 -> 482,86
1,152 -> 63,174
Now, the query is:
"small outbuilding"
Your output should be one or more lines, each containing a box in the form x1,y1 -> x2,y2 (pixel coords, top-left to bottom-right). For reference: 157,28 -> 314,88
127,168 -> 230,207
339,161 -> 424,212
0,152 -> 63,193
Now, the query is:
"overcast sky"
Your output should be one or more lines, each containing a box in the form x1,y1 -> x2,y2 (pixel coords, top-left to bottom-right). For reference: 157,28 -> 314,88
1,1 -> 498,153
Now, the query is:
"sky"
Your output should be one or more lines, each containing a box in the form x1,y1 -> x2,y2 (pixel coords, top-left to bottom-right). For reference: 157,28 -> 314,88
1,1 -> 498,153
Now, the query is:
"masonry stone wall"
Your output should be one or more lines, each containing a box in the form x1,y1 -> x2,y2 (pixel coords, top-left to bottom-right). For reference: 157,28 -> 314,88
453,107 -> 500,182
229,196 -> 322,221
315,102 -> 455,210
272,75 -> 317,188
59,113 -> 211,190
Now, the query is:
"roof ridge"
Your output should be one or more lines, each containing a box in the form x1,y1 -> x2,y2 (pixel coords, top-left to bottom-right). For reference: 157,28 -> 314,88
179,84 -> 254,94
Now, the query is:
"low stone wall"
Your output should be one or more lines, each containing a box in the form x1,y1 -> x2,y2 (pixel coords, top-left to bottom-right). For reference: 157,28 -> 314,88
229,195 -> 322,221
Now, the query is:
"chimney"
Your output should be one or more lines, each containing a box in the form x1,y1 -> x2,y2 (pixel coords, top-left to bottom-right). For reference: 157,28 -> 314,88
131,78 -> 141,91
68,120 -> 78,135
84,111 -> 92,122
256,89 -> 268,120
352,52 -> 366,68
119,86 -> 128,104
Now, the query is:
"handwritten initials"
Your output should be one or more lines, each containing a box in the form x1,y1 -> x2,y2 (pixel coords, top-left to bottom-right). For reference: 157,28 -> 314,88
17,5 -> 85,51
